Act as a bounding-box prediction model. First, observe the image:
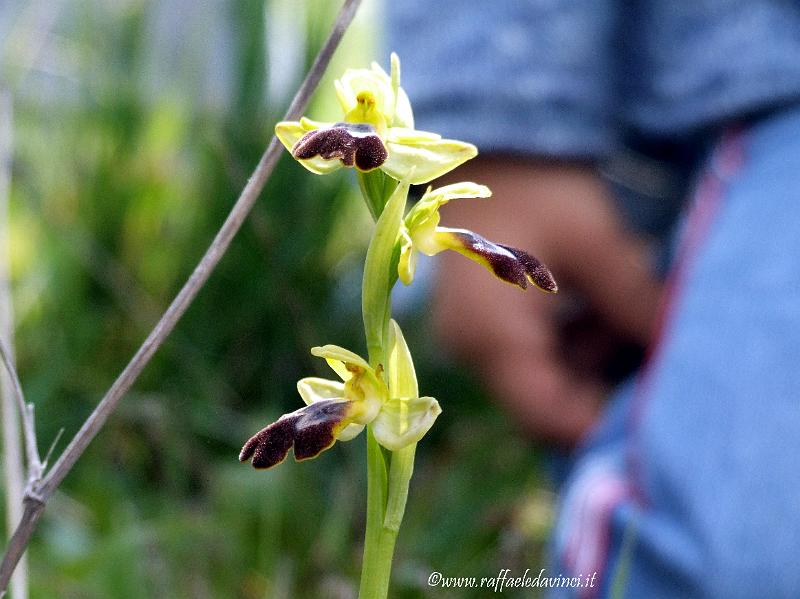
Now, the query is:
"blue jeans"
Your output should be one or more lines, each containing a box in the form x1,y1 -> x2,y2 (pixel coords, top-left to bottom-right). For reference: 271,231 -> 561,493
550,105 -> 800,598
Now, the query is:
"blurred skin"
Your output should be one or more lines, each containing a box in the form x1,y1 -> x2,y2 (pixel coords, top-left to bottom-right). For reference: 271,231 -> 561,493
432,157 -> 664,447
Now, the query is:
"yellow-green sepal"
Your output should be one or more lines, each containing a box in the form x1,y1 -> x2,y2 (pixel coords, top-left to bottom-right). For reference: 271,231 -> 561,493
372,396 -> 441,451
389,52 -> 414,129
387,319 -> 418,397
372,321 -> 441,451
382,132 -> 478,185
413,182 -> 492,214
297,376 -> 346,401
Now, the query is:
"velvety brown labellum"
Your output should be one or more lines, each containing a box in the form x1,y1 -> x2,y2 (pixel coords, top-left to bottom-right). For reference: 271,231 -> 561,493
292,122 -> 388,171
450,230 -> 558,292
498,244 -> 558,293
239,399 -> 351,469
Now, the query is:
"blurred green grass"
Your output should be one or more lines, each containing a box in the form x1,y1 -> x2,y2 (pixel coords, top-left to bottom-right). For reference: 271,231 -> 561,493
0,1 -> 556,597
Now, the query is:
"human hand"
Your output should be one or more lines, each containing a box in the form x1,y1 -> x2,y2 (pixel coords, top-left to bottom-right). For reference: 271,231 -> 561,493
430,157 -> 662,446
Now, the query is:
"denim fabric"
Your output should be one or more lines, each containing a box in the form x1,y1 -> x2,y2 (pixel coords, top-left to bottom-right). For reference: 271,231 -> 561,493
387,1 -> 800,158
388,0 -> 616,158
549,105 -> 800,597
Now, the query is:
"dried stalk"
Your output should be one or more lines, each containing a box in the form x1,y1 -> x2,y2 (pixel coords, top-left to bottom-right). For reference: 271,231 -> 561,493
0,0 -> 362,592
0,89 -> 31,599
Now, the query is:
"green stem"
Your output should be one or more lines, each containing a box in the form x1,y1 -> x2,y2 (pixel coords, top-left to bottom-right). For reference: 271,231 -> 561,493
359,442 -> 416,598
358,177 -> 411,599
360,428 -> 388,592
359,429 -> 389,597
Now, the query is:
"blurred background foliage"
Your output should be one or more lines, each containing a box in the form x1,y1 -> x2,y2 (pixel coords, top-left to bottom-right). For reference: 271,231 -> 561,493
0,1 -> 555,597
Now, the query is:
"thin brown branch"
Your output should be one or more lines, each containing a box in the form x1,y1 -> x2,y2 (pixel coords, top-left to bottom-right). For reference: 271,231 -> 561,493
0,0 -> 363,592
0,499 -> 43,599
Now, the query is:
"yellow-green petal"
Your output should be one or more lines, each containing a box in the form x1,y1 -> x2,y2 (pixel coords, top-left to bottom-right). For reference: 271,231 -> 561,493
420,182 -> 492,205
327,359 -> 351,382
311,345 -> 371,371
397,228 -> 417,286
405,182 -> 492,234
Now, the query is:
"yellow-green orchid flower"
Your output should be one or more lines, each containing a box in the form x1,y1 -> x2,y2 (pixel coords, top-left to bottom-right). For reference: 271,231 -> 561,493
239,338 -> 441,469
399,183 -> 559,293
275,53 -> 477,185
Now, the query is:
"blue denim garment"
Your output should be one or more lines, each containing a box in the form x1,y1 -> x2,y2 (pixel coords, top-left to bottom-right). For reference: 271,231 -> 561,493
547,102 -> 800,599
388,0 -> 616,157
387,0 -> 800,158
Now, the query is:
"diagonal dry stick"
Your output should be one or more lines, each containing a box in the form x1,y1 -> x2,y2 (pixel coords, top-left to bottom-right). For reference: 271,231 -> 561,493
0,0 -> 362,592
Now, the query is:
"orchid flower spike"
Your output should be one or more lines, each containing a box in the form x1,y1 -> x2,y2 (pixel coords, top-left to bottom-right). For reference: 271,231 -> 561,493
240,324 -> 441,469
399,183 -> 558,293
275,53 -> 477,185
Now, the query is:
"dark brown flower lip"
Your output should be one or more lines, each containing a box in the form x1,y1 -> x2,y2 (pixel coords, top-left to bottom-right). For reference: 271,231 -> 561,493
292,122 -> 388,172
497,243 -> 558,293
447,229 -> 558,293
239,399 -> 352,469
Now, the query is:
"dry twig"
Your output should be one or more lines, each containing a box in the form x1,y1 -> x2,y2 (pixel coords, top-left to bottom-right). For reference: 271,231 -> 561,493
0,0 -> 363,592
